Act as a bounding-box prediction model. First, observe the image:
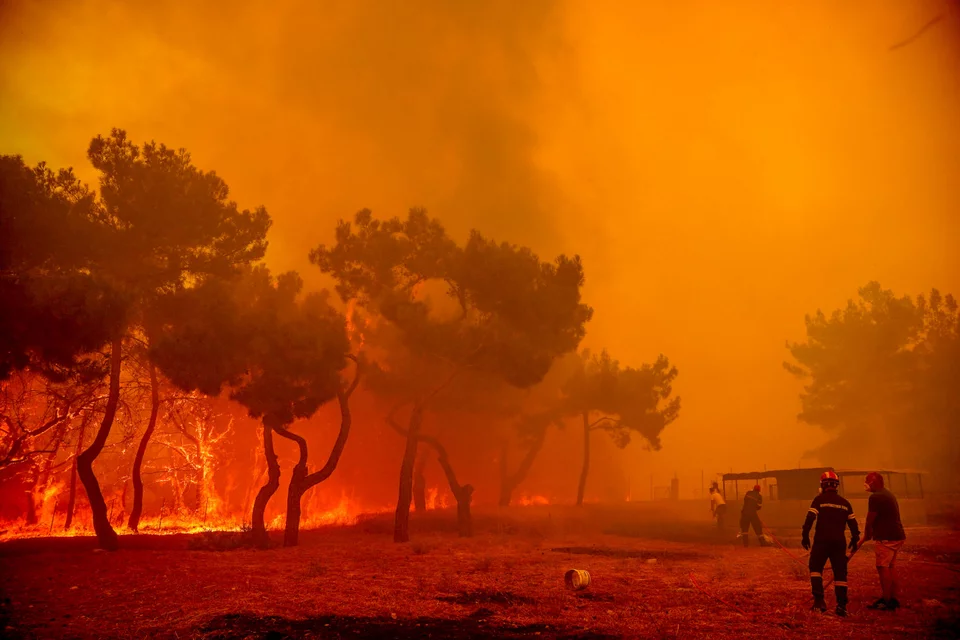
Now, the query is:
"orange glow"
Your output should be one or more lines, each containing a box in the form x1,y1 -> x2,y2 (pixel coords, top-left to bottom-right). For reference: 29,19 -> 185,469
0,0 -> 958,520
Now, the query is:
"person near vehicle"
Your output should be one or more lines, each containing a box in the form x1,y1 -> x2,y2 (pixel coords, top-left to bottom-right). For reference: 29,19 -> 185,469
739,484 -> 768,547
862,471 -> 906,611
801,470 -> 860,616
709,484 -> 727,529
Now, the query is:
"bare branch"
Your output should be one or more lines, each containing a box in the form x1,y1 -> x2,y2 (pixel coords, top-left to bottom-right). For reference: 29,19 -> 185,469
889,14 -> 943,51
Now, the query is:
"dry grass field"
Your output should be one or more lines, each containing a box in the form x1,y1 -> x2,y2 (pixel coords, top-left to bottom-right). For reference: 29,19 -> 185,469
1,506 -> 958,639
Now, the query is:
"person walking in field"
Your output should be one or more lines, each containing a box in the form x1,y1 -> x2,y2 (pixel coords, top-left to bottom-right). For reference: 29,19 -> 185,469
709,484 -> 727,529
801,470 -> 860,616
862,471 -> 906,611
738,484 -> 768,547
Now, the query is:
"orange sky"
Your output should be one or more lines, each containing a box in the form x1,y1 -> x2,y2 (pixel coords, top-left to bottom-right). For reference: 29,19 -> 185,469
2,0 -> 958,496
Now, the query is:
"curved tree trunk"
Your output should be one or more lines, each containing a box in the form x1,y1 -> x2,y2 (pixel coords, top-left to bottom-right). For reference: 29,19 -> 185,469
128,363 -> 160,532
499,428 -> 547,507
276,426 -> 308,548
76,334 -> 123,550
243,450 -> 266,524
413,454 -> 427,512
251,422 -> 281,548
576,411 -> 590,507
279,385 -> 356,547
420,434 -> 472,537
64,419 -> 89,530
394,404 -> 423,543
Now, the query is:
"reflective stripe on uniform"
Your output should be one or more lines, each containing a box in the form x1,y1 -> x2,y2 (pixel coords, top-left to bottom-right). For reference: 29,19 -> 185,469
810,572 -> 822,578
808,508 -> 818,515
847,513 -> 856,520
834,582 -> 847,587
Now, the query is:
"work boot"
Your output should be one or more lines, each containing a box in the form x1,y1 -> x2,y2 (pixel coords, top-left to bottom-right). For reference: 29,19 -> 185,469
835,605 -> 847,617
758,535 -> 771,547
741,533 -> 749,547
811,598 -> 827,613
889,598 -> 901,610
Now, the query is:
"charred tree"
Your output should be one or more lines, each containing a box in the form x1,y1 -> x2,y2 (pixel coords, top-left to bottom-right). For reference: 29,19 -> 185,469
278,362 -> 360,547
564,352 -> 680,507
413,453 -> 427,512
128,363 -> 160,532
75,334 -> 123,550
498,427 -> 547,507
393,403 -> 424,543
576,411 -> 590,507
251,422 -> 281,548
421,434 -> 472,537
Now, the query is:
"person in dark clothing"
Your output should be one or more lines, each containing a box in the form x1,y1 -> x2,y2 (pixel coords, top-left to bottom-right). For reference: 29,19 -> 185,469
801,470 -> 860,616
739,484 -> 768,547
862,471 -> 906,611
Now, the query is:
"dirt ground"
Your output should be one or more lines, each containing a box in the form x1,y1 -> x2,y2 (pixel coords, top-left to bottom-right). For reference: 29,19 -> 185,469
1,506 -> 958,639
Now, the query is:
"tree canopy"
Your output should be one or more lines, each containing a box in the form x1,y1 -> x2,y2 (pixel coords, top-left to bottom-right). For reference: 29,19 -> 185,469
0,155 -> 123,380
151,266 -> 350,428
786,281 -> 959,477
311,207 -> 593,388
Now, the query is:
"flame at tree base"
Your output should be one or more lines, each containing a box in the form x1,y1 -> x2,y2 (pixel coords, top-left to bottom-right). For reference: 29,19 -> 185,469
0,491 -> 400,542
0,486 -> 549,542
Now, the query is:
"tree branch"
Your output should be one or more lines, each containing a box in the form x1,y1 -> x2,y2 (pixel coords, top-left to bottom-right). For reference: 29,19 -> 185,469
417,433 -> 462,494
303,388 -> 354,488
589,415 -> 620,430
273,424 -> 308,467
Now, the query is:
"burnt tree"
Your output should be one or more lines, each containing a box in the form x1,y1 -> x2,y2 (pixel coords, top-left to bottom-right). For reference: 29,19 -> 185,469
275,356 -> 361,547
2,132 -> 271,549
312,208 -> 593,542
127,362 -> 159,532
562,350 -> 681,506
151,267 -> 352,548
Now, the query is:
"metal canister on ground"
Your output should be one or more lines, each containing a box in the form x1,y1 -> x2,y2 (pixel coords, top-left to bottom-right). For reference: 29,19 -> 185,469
564,569 -> 591,590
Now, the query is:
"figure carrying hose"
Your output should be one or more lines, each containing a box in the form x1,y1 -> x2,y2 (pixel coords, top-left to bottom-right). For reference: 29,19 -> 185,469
801,471 -> 860,617
738,484 -> 770,547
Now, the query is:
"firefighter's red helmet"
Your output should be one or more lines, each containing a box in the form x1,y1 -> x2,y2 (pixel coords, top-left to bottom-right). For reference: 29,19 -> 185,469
753,484 -> 761,492
820,470 -> 840,491
864,472 -> 884,492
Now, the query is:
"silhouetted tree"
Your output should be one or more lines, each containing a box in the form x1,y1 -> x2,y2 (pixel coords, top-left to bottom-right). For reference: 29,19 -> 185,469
312,208 -> 593,541
69,129 -> 270,549
150,267 -> 354,547
562,350 -> 680,506
0,155 -> 122,381
496,352 -> 581,507
786,282 -> 959,477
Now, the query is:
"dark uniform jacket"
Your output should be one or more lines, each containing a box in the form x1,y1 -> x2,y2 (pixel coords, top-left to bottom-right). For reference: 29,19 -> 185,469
742,489 -> 762,514
802,490 -> 860,544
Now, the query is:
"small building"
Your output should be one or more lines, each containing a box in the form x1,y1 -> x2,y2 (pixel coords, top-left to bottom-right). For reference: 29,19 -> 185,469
721,467 -> 927,528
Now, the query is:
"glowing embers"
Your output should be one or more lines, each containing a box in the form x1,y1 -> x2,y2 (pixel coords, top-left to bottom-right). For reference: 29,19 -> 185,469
516,494 -> 550,506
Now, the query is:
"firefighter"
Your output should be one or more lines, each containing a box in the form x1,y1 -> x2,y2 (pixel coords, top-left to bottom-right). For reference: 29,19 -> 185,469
738,483 -> 768,547
862,471 -> 906,611
709,484 -> 727,529
801,470 -> 860,616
